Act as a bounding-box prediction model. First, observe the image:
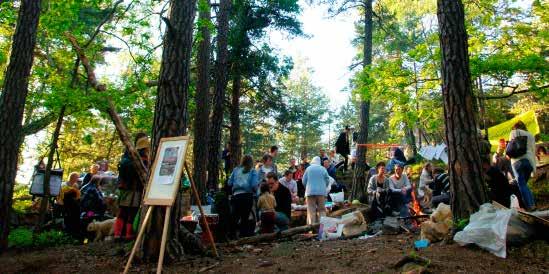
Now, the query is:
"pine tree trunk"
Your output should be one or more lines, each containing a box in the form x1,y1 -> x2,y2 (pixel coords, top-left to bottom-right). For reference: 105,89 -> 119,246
193,1 -> 212,199
208,0 -> 231,190
143,0 -> 197,262
0,0 -> 41,252
351,0 -> 372,201
229,75 -> 242,172
437,0 -> 488,219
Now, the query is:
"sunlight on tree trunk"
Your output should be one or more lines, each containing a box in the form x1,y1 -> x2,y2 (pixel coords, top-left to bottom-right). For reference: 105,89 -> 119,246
437,0 -> 488,219
0,0 -> 41,252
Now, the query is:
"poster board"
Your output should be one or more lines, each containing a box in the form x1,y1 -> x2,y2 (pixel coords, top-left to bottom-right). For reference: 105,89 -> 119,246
144,136 -> 189,206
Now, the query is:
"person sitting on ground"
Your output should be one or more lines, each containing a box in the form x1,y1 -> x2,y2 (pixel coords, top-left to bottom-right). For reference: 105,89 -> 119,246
58,172 -> 81,205
279,170 -> 298,202
479,130 -> 492,163
323,159 -> 337,179
430,167 -> 450,208
266,172 -> 291,231
257,154 -> 277,183
302,156 -> 331,225
82,164 -> 100,186
367,162 -> 392,220
257,183 -> 277,234
482,158 -> 512,207
58,172 -> 81,238
418,162 -> 434,207
389,164 -> 412,217
228,155 -> 259,237
294,163 -> 306,198
386,147 -> 407,174
80,175 -> 107,218
335,126 -> 351,170
493,139 -> 513,178
507,121 -> 537,210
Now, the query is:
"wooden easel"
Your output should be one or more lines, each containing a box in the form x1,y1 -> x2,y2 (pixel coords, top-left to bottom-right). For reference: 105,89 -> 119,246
123,162 -> 218,274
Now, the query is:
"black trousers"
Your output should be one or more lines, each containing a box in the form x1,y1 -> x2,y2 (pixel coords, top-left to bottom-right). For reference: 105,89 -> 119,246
231,193 -> 255,237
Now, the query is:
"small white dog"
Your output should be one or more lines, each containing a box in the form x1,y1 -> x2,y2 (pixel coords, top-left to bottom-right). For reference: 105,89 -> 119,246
87,218 -> 115,242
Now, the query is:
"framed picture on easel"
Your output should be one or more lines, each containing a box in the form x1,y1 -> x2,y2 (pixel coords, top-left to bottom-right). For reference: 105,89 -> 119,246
143,136 -> 189,206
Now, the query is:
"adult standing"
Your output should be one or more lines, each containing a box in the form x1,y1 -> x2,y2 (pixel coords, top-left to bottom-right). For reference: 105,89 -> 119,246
257,154 -> 277,183
113,134 -> 150,241
507,121 -> 537,210
302,157 -> 330,225
266,172 -> 291,231
228,155 -> 259,237
335,126 -> 351,170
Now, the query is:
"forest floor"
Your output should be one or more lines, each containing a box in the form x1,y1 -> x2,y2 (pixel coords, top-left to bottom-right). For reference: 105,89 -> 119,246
1,232 -> 548,273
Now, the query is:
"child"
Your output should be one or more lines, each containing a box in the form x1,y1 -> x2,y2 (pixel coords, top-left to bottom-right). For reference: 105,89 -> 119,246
257,183 -> 276,233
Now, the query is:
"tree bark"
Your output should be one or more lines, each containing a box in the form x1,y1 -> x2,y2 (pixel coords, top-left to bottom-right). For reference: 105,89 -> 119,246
208,0 -> 231,190
143,0 -> 197,262
0,0 -> 41,252
193,0 -> 212,199
437,0 -> 488,219
36,106 -> 65,231
229,75 -> 242,172
351,0 -> 372,201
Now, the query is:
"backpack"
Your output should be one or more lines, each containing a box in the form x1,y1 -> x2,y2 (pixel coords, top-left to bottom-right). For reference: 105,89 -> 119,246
506,131 -> 528,158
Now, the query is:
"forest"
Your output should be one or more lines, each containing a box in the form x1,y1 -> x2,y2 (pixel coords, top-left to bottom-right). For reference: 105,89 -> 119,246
0,0 -> 547,273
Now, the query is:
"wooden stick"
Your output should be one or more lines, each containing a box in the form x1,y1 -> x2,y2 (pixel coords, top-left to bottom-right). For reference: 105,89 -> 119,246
124,205 -> 154,274
157,206 -> 171,274
184,162 -> 219,257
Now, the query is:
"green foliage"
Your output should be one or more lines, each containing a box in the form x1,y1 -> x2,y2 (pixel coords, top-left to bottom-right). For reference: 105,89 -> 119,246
8,228 -> 76,249
12,184 -> 32,214
8,228 -> 34,249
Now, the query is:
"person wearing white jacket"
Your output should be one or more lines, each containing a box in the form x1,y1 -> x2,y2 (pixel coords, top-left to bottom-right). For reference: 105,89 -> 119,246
508,121 -> 537,210
302,156 -> 330,225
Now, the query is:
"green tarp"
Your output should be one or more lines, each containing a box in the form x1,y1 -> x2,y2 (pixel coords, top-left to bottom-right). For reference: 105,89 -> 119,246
487,110 -> 540,145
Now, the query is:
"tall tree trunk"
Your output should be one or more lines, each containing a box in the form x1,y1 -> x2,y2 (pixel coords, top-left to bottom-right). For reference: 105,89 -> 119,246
193,0 -> 212,199
0,0 -> 41,252
351,0 -> 372,201
36,106 -> 65,231
437,0 -> 488,219
229,75 -> 242,172
208,0 -> 231,189
405,122 -> 417,156
143,0 -> 197,262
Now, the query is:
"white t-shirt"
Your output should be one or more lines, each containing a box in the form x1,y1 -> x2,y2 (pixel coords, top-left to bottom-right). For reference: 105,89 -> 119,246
509,129 -> 537,174
279,177 -> 297,196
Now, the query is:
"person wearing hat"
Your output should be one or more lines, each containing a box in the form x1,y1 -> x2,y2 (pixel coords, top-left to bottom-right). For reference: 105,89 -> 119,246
113,133 -> 150,241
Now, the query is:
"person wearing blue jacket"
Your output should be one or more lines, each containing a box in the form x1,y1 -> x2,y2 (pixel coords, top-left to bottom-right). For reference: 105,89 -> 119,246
303,156 -> 330,225
228,155 -> 259,237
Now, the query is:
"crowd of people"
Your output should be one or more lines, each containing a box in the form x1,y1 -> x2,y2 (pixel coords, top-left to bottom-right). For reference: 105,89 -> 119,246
51,133 -> 150,242
225,121 -> 541,237
47,120 -> 540,242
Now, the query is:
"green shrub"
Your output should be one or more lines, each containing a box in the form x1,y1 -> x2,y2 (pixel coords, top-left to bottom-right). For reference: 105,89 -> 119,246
34,230 -> 76,247
7,228 -> 34,248
8,228 -> 77,249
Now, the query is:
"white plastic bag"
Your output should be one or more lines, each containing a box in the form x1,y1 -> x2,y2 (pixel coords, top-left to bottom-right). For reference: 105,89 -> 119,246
329,192 -> 344,203
453,203 -> 513,258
